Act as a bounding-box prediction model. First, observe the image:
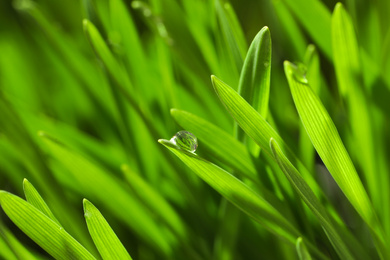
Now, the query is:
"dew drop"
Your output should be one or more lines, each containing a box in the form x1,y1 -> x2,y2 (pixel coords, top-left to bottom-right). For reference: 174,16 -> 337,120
170,131 -> 198,153
292,63 -> 308,84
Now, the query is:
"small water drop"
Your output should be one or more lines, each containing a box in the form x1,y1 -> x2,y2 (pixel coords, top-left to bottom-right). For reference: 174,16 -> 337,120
170,131 -> 198,153
292,63 -> 308,84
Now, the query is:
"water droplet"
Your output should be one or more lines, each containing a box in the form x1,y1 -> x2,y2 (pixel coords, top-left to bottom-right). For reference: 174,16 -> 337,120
292,63 -> 308,84
170,131 -> 198,153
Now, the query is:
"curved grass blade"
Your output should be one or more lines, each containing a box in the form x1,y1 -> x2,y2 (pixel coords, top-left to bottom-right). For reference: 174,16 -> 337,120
237,26 -> 271,118
236,26 -> 271,156
82,19 -> 132,91
331,3 -> 383,228
121,164 -> 186,238
270,139 -> 357,260
0,191 -> 96,260
83,199 -> 132,260
296,237 -> 312,260
158,139 -> 327,260
0,223 -> 41,260
284,61 -> 388,258
215,0 -> 246,73
299,45 -> 320,173
39,132 -> 173,255
272,0 -> 306,58
158,140 -> 298,240
211,75 -> 321,196
23,179 -> 61,227
171,109 -> 256,180
281,0 -> 332,60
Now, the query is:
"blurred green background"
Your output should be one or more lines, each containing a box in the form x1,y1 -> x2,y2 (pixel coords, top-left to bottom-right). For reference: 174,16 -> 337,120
0,0 -> 389,259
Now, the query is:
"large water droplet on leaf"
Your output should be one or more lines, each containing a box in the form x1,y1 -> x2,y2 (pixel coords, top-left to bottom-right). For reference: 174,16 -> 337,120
170,131 -> 198,153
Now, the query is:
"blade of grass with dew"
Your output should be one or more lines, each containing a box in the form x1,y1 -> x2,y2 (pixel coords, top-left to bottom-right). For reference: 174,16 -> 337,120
283,61 -> 389,258
83,199 -> 132,260
331,3 -> 381,222
0,191 -> 96,260
296,237 -> 312,260
23,179 -> 61,227
170,109 -> 290,218
39,132 -> 175,256
171,109 -> 256,180
158,139 -> 328,260
211,75 -> 321,197
299,45 -> 320,174
270,138 -> 363,260
236,26 -> 271,156
121,165 -> 186,239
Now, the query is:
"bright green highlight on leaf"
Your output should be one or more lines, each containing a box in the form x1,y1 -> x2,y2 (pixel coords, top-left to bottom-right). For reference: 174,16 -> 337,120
83,199 -> 132,260
23,178 -> 61,227
0,191 -> 96,260
284,60 -> 387,254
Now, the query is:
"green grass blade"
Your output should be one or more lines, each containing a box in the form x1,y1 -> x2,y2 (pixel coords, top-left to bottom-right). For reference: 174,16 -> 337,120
0,191 -> 96,260
39,132 -> 173,255
83,199 -> 132,260
284,61 -> 387,254
0,222 -> 41,260
331,3 -> 362,96
23,179 -> 61,227
82,19 -> 132,91
299,45 -> 320,173
236,26 -> 271,155
296,237 -> 312,260
215,0 -> 246,73
170,109 -> 256,180
159,139 -> 328,259
237,27 -> 271,114
331,3 -> 381,220
158,140 -> 298,241
270,139 -> 356,260
121,164 -> 186,239
272,0 -> 306,58
281,0 -> 332,59
211,75 -> 320,196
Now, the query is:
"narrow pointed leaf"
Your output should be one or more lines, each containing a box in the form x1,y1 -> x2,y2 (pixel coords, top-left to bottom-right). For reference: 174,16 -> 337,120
236,26 -> 271,155
0,191 -> 96,260
158,139 -> 298,241
270,139 -> 356,260
23,179 -> 61,227
283,61 -> 384,245
296,237 -> 312,260
211,75 -> 321,195
121,165 -> 186,238
39,132 -> 173,255
171,109 -> 256,179
331,3 -> 380,223
83,199 -> 132,260
237,26 -> 271,118
159,139 -> 328,259
82,19 -> 132,91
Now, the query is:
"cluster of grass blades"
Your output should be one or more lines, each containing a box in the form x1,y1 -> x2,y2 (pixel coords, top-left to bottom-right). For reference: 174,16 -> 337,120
1,0 -> 390,259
